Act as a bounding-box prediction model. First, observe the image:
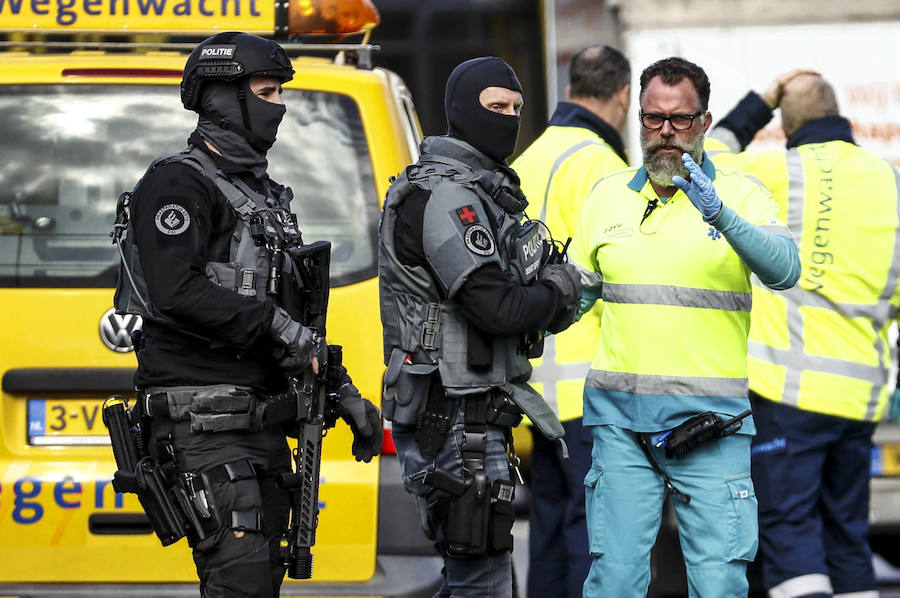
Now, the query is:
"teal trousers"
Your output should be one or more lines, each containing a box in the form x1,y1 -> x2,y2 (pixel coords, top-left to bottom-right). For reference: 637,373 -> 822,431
583,424 -> 757,598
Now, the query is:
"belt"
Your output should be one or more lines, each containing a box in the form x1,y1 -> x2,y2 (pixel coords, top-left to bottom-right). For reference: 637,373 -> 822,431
141,385 -> 303,431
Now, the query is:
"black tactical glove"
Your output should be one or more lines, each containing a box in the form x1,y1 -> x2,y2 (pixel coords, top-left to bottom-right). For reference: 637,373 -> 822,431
269,306 -> 317,377
541,263 -> 583,334
334,382 -> 383,463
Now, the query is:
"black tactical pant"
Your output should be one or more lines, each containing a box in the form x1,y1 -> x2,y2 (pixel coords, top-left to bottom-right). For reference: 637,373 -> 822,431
168,421 -> 292,598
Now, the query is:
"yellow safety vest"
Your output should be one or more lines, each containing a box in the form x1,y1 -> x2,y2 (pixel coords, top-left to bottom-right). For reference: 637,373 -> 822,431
512,124 -> 628,422
570,155 -> 787,431
712,139 -> 900,421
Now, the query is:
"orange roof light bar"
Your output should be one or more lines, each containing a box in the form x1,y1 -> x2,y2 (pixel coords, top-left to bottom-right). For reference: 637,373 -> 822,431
287,0 -> 380,37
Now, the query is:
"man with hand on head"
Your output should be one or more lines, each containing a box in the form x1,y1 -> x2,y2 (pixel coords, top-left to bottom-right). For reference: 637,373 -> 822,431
709,69 -> 900,598
570,56 -> 800,598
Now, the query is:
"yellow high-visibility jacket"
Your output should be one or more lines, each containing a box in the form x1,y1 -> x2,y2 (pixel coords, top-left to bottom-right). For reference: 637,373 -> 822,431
712,132 -> 900,422
569,154 -> 790,432
512,104 -> 628,422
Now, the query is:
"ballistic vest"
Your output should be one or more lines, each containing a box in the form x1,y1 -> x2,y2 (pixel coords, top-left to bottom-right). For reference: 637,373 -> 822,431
512,124 -> 628,422
114,146 -> 301,327
713,140 -> 900,421
379,136 -> 565,440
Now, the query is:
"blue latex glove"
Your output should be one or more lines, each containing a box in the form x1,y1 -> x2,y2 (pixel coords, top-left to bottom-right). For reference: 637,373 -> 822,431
575,286 -> 603,322
890,388 -> 900,424
672,153 -> 722,220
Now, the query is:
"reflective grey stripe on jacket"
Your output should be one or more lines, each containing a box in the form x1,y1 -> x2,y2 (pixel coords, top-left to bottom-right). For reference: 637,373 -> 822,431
528,335 -> 591,416
602,282 -> 752,312
749,149 -> 900,420
538,139 -> 604,222
586,369 -> 748,398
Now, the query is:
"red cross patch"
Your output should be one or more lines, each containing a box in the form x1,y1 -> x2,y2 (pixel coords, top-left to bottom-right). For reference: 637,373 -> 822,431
455,205 -> 479,225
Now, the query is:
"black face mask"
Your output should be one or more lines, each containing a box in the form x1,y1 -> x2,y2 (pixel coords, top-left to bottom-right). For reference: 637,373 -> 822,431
198,78 -> 285,151
444,57 -> 523,163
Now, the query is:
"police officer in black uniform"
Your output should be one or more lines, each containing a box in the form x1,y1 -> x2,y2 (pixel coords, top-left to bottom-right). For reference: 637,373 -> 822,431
120,32 -> 381,598
379,57 -> 583,598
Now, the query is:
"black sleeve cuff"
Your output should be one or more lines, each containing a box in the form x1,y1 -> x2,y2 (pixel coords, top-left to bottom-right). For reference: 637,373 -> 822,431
716,91 -> 774,151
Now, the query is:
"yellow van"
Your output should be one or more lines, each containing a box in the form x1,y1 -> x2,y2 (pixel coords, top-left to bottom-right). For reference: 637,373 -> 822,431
0,1 -> 439,595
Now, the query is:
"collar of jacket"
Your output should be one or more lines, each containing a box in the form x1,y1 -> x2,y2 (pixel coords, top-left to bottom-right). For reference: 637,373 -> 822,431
419,135 -> 527,213
188,130 -> 277,197
785,115 -> 855,149
420,135 -> 518,175
548,101 -> 628,164
189,130 -> 265,177
627,149 -> 717,192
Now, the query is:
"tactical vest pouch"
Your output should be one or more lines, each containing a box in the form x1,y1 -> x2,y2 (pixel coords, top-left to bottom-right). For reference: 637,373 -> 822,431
145,385 -> 259,432
488,479 -> 515,554
485,392 -> 523,428
503,382 -> 566,442
114,236 -> 153,318
382,348 -> 437,426
508,220 -> 544,283
189,386 -> 256,432
205,261 -> 260,298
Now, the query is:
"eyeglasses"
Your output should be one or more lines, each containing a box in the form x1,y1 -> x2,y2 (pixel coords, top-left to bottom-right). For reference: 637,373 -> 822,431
640,112 -> 702,131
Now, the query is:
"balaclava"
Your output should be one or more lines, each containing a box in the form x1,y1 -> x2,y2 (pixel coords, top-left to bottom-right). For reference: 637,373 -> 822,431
444,57 -> 523,163
196,78 -> 285,178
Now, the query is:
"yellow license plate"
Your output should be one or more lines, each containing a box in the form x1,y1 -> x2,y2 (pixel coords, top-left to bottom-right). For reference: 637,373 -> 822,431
27,398 -> 110,446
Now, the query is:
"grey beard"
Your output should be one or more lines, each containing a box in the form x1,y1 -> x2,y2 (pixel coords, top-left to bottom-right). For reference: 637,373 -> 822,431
643,140 -> 704,188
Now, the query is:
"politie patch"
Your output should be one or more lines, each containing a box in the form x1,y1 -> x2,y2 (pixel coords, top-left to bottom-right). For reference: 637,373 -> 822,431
464,224 -> 495,256
155,204 -> 191,236
200,44 -> 236,60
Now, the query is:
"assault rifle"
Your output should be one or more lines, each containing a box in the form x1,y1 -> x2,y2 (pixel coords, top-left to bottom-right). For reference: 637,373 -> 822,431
277,240 -> 336,580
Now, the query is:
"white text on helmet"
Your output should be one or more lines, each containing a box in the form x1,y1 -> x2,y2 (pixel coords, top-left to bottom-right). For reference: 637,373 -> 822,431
200,46 -> 236,59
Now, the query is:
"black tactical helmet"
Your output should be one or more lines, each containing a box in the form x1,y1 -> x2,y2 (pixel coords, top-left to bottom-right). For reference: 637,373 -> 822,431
181,32 -> 294,112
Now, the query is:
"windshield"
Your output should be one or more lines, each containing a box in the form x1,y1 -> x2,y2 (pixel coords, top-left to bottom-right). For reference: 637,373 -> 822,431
0,84 -> 378,288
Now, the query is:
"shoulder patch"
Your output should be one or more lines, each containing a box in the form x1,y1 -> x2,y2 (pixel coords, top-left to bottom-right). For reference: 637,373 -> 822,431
155,203 -> 191,236
464,224 -> 495,256
455,205 -> 480,225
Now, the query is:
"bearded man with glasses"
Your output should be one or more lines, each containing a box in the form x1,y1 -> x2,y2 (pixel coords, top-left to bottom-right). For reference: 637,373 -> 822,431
569,56 -> 801,598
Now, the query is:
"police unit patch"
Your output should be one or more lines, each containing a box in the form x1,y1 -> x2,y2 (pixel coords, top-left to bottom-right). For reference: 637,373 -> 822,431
455,205 -> 480,225
155,204 -> 191,236
200,44 -> 236,60
464,224 -> 494,256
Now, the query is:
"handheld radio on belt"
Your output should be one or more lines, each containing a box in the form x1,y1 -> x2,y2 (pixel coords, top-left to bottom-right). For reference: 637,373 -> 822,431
653,410 -> 752,458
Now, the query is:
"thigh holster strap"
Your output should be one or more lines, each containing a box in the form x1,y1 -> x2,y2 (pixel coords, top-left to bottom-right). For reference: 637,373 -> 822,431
204,459 -> 257,485
231,510 -> 262,533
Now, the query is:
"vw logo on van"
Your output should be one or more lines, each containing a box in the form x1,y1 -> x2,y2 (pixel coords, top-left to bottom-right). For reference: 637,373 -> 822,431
99,308 -> 142,353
